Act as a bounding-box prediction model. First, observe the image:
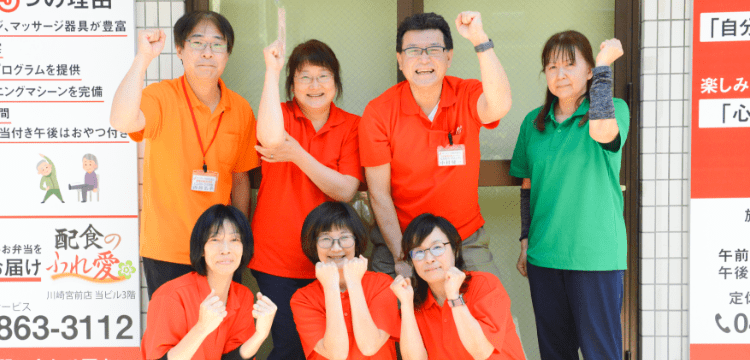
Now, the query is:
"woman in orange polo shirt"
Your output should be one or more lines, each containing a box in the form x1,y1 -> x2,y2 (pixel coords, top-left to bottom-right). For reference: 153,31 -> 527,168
290,202 -> 400,360
249,35 -> 363,359
141,204 -> 276,360
391,213 -> 526,360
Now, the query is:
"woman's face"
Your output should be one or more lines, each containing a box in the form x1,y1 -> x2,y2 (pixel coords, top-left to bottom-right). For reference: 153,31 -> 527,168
316,226 -> 356,269
544,47 -> 592,105
411,227 -> 455,285
292,63 -> 336,114
203,219 -> 243,277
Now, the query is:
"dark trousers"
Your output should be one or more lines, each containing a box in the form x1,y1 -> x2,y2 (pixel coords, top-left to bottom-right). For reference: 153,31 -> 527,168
251,270 -> 314,360
527,262 -> 624,360
142,257 -> 242,299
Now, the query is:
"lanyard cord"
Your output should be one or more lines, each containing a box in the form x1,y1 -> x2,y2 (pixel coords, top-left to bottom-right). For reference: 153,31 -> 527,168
182,77 -> 224,172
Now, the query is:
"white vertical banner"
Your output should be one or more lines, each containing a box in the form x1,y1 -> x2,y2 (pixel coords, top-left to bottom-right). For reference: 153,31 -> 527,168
0,1 -> 140,359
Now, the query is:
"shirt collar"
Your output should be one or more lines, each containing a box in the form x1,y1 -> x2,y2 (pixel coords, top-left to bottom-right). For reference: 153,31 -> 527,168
193,272 -> 241,312
421,288 -> 442,310
180,75 -> 232,113
401,77 -> 458,116
545,97 -> 590,125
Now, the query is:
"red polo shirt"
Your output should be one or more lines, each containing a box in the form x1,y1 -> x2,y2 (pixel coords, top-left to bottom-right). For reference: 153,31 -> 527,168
359,76 -> 498,240
414,271 -> 525,360
249,100 -> 363,279
141,272 -> 256,360
290,271 -> 400,359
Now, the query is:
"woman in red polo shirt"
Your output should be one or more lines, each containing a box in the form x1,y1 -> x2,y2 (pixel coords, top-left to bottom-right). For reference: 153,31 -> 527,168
141,204 -> 276,360
249,33 -> 363,359
290,202 -> 400,360
391,213 -> 526,360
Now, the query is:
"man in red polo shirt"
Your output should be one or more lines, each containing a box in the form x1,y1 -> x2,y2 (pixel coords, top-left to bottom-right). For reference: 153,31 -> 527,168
359,11 -> 512,278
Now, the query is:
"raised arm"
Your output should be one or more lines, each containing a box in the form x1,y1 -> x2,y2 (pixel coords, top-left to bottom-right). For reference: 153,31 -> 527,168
588,39 -> 623,144
235,293 -> 276,359
344,257 -> 391,356
455,11 -> 512,124
313,262 -> 349,360
256,9 -> 286,148
444,269 -> 495,360
391,276 -> 427,360
110,29 -> 165,134
166,290 -> 227,360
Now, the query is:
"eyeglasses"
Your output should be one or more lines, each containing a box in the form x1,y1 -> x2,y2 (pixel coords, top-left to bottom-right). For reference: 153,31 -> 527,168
317,234 -> 355,249
295,73 -> 333,85
402,46 -> 447,58
185,39 -> 228,53
409,242 -> 450,261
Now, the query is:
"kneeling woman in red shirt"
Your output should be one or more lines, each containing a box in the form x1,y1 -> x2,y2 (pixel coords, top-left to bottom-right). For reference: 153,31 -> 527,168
291,202 -> 400,360
141,204 -> 276,360
391,214 -> 526,360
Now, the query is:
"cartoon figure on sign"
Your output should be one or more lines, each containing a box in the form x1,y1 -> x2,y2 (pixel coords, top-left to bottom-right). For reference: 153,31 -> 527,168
37,154 -> 64,204
0,0 -> 20,13
68,153 -> 99,203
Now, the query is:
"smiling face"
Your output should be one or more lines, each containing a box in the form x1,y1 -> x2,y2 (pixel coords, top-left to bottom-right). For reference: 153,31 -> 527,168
203,219 -> 243,277
177,20 -> 228,82
82,159 -> 97,173
292,63 -> 336,114
544,46 -> 592,105
37,162 -> 51,176
316,226 -> 356,269
412,227 -> 455,285
397,29 -> 452,90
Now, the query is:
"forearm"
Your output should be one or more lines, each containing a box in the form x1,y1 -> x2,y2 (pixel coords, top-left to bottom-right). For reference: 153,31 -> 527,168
110,55 -> 150,133
588,66 -> 619,143
315,286 -> 349,360
238,329 -> 270,359
231,172 -> 251,219
256,71 -> 286,148
368,188 -> 403,260
295,152 -> 359,202
348,282 -> 389,356
166,323 -> 211,360
451,306 -> 495,360
475,40 -> 512,123
398,304 -> 427,360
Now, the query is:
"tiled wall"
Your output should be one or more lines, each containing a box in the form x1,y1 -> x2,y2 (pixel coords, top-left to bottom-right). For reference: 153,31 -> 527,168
135,0 -> 186,336
640,0 -> 691,359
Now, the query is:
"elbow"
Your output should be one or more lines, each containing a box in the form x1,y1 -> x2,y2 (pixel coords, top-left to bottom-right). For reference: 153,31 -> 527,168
358,343 -> 381,357
257,134 -> 284,149
589,126 -> 619,143
109,115 -> 125,133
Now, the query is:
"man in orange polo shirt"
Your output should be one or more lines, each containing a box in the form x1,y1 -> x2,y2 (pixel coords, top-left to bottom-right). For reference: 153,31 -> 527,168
359,11 -> 512,279
110,11 -> 258,298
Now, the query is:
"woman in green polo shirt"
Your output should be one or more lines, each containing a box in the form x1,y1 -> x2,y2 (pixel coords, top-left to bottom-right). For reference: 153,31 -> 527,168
509,30 -> 629,360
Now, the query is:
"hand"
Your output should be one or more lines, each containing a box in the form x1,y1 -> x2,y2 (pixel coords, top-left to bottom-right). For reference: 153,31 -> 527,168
45,186 -> 50,191
315,261 -> 341,290
254,133 -> 304,164
595,38 -> 623,67
443,267 -> 466,300
93,188 -> 98,193
197,289 -> 227,334
455,11 -> 489,46
516,238 -> 528,277
137,29 -> 166,61
263,8 -> 286,73
39,153 -> 45,158
343,255 -> 368,285
390,275 -> 414,304
252,292 -> 277,336
394,260 -> 413,279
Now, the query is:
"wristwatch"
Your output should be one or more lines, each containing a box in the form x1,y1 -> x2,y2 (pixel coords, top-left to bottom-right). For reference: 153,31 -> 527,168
447,294 -> 465,308
474,39 -> 494,53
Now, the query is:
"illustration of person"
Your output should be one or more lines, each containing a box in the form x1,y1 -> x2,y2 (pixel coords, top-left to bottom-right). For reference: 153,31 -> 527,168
37,153 -> 64,204
68,153 -> 99,203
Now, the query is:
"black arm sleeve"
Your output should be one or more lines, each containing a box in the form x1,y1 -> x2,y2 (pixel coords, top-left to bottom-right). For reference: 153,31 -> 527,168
599,133 -> 621,152
520,188 -> 530,241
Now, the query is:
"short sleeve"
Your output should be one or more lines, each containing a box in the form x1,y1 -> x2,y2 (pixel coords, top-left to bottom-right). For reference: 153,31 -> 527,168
223,287 -> 257,354
336,115 -> 364,182
612,98 -> 630,152
133,82 -> 166,141
465,79 -> 500,130
509,113 -> 534,179
366,273 -> 401,340
141,291 -> 189,359
231,102 -> 260,173
359,103 -> 392,168
465,273 -> 513,355
290,286 -> 327,359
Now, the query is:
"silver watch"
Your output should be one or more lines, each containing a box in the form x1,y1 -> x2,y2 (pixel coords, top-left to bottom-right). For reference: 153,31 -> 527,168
447,294 -> 465,307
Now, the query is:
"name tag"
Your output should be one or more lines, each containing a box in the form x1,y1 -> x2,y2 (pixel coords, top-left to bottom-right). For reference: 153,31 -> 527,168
191,170 -> 219,192
437,145 -> 466,166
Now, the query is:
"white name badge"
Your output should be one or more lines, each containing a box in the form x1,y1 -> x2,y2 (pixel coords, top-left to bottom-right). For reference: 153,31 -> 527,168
437,144 -> 466,166
191,170 -> 219,192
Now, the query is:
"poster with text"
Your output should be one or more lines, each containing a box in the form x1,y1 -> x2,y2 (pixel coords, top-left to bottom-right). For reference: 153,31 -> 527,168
0,0 -> 140,359
690,0 -> 750,358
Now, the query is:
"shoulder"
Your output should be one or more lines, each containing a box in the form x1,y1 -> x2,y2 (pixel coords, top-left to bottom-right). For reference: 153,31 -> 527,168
225,87 -> 253,114
332,104 -> 361,125
465,271 -> 504,295
366,82 -> 407,111
362,271 -> 394,289
446,76 -> 480,89
291,280 -> 323,305
151,272 -> 201,303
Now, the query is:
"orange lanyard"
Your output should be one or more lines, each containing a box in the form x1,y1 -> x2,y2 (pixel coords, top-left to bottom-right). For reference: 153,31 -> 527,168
182,77 -> 224,172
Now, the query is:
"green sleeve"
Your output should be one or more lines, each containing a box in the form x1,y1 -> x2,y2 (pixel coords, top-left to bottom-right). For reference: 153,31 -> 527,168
509,110 -> 538,179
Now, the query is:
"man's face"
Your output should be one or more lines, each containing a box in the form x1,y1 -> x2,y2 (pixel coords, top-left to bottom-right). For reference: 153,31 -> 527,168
82,159 -> 97,173
37,162 -> 51,176
176,20 -> 229,82
397,29 -> 453,90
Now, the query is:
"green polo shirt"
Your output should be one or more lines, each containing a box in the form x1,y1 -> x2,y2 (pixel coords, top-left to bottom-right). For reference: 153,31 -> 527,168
510,98 -> 629,271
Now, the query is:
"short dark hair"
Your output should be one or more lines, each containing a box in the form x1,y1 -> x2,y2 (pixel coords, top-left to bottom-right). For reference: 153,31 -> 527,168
189,204 -> 253,278
173,11 -> 235,54
401,213 -> 470,308
396,12 -> 453,52
300,202 -> 368,264
285,39 -> 343,101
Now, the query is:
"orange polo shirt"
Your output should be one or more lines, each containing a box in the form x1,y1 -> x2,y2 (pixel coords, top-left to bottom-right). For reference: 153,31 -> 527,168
131,76 -> 259,264
359,76 -> 498,240
415,271 -> 525,360
249,100 -> 362,279
141,272 -> 256,360
290,271 -> 400,360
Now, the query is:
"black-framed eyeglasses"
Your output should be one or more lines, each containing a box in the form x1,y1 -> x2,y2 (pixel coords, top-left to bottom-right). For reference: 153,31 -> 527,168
185,39 -> 228,53
402,46 -> 446,58
409,242 -> 450,261
317,234 -> 355,249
